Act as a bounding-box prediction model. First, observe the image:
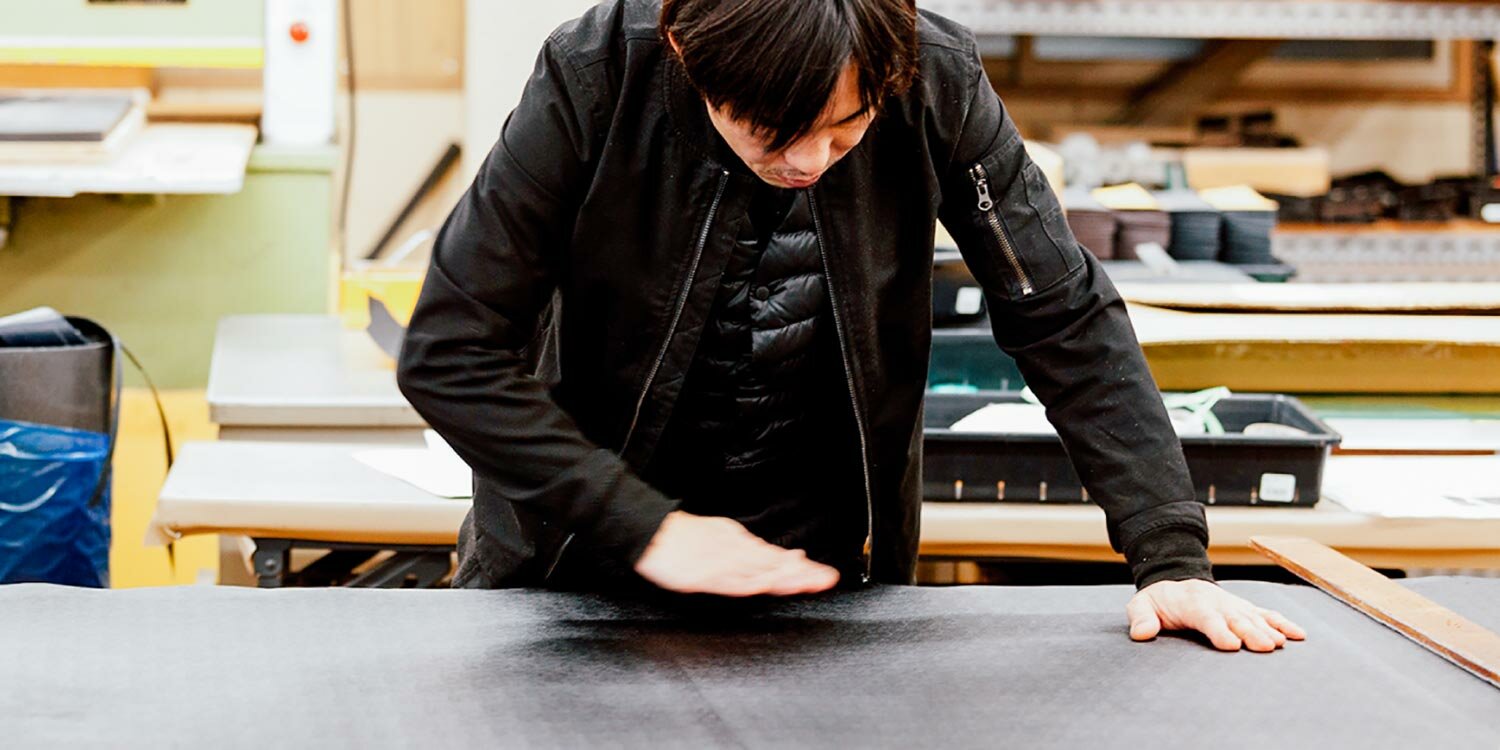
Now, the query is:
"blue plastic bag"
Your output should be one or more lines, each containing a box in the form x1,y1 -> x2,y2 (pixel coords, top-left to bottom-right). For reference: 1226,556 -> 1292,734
0,418 -> 111,587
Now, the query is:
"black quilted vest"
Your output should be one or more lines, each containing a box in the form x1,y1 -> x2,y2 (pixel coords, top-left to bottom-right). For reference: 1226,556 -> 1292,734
668,185 -> 831,470
634,185 -> 864,574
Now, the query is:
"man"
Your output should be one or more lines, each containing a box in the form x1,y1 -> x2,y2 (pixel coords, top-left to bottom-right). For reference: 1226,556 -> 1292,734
398,0 -> 1305,652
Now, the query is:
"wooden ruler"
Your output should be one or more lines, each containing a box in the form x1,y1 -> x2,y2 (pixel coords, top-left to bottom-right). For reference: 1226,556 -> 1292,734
1250,536 -> 1500,690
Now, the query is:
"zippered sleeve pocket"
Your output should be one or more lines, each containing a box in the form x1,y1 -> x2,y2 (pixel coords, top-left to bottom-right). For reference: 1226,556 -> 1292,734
943,142 -> 1085,301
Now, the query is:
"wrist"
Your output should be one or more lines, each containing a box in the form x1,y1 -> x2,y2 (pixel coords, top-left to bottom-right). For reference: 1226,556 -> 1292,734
581,474 -> 681,566
1127,526 -> 1213,589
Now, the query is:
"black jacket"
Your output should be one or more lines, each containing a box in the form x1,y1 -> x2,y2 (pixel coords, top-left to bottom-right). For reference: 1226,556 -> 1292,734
398,0 -> 1213,590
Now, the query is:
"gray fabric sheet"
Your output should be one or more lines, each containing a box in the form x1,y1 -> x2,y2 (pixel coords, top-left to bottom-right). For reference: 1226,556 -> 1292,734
3,579 -> 1498,749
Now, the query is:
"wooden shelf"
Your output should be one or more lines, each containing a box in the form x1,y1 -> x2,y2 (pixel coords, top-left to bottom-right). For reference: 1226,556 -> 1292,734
1271,220 -> 1500,280
920,0 -> 1500,41
1277,219 -> 1500,235
0,124 -> 257,197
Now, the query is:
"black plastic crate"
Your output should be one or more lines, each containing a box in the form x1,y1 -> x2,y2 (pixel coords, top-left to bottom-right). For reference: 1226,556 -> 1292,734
924,391 -> 1341,507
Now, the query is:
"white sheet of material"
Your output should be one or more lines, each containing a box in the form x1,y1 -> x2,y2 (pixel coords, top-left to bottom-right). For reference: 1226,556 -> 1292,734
353,430 -> 474,499
949,403 -> 1057,434
948,398 -> 1215,436
1327,418 -> 1500,454
1323,456 -> 1500,519
0,123 -> 256,197
150,441 -> 468,546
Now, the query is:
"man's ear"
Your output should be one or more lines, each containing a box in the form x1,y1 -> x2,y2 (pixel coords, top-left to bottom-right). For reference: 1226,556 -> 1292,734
666,31 -> 681,57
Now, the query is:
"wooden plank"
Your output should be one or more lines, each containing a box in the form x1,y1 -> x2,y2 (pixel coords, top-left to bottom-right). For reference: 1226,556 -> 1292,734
1116,40 -> 1281,126
1126,302 -> 1500,345
919,541 -> 1500,570
1181,147 -> 1331,196
984,40 -> 1470,109
146,96 -> 262,124
920,501 -> 1500,569
0,65 -> 153,89
1278,218 -> 1500,235
1115,282 -> 1500,314
1250,536 -> 1500,689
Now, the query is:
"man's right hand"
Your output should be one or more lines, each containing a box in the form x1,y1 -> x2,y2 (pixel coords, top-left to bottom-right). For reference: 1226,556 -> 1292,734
633,511 -> 841,597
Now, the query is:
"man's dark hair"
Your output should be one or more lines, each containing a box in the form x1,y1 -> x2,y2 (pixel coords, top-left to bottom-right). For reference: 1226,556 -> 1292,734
661,0 -> 920,152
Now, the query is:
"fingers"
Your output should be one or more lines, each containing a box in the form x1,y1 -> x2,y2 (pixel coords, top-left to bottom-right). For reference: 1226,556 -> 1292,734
708,547 -> 839,598
1226,613 -> 1280,653
1195,612 -> 1243,652
764,558 -> 840,596
727,564 -> 837,597
1125,594 -> 1162,642
635,515 -> 833,596
1129,580 -> 1303,654
1260,608 -> 1307,641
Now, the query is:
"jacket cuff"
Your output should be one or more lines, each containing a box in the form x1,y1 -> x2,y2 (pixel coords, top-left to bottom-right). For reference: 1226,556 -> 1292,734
1126,526 -> 1214,589
581,469 -> 681,566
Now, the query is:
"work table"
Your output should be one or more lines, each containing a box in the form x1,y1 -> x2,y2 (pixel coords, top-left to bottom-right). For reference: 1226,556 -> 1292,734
5,578 -> 1499,747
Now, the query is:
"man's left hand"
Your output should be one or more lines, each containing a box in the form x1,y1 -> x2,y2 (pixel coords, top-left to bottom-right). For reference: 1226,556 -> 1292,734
1126,579 -> 1307,652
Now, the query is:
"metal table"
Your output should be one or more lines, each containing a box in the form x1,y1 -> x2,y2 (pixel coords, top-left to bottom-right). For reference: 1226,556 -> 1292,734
207,314 -> 424,444
205,315 -> 427,584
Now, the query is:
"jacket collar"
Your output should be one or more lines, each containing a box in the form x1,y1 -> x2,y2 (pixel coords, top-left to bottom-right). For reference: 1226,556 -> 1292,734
663,52 -> 764,180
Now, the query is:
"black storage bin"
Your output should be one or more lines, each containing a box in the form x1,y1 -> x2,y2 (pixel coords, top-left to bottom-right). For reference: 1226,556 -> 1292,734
0,318 -> 114,433
924,391 -> 1340,507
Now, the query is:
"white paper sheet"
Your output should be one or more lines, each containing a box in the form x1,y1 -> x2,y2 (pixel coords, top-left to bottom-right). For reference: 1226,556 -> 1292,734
1322,456 -> 1500,519
948,402 -> 1211,436
1324,418 -> 1500,453
949,403 -> 1057,434
352,430 -> 474,499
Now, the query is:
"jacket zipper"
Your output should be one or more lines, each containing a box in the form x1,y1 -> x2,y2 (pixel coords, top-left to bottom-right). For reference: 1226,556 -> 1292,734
807,190 -> 876,584
545,168 -> 731,583
620,168 -> 730,455
969,163 -> 1034,296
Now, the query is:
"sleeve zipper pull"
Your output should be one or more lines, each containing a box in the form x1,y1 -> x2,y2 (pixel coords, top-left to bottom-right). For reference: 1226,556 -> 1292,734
970,165 -> 994,212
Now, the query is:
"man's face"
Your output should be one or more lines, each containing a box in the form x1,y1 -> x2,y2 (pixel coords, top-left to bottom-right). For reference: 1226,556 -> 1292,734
705,63 -> 874,189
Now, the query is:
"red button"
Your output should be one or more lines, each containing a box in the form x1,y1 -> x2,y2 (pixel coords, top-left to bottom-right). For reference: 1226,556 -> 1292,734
289,22 -> 310,43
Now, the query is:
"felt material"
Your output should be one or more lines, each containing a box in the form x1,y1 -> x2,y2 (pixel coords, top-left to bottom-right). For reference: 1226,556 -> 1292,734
1152,191 -> 1223,261
1219,211 -> 1278,264
3,579 -> 1499,749
1197,186 -> 1278,264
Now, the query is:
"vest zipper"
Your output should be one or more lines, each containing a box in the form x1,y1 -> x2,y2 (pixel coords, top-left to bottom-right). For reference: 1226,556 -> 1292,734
807,190 -> 876,584
970,163 -> 1034,296
545,168 -> 731,583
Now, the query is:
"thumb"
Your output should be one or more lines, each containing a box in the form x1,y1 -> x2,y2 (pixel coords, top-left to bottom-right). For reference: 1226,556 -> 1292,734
1126,594 -> 1162,641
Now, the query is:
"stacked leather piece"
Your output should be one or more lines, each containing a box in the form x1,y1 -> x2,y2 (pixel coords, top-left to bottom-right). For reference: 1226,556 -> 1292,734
1200,186 -> 1279,265
1062,188 -> 1118,260
1151,190 -> 1223,261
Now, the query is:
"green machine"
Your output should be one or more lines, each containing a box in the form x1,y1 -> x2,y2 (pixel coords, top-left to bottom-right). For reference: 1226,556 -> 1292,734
0,0 -> 338,388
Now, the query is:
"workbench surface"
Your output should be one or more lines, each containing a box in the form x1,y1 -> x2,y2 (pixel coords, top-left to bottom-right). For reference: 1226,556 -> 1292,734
5,578 -> 1498,748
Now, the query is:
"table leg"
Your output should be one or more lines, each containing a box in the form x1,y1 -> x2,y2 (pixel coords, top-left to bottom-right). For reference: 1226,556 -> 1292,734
251,539 -> 292,589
